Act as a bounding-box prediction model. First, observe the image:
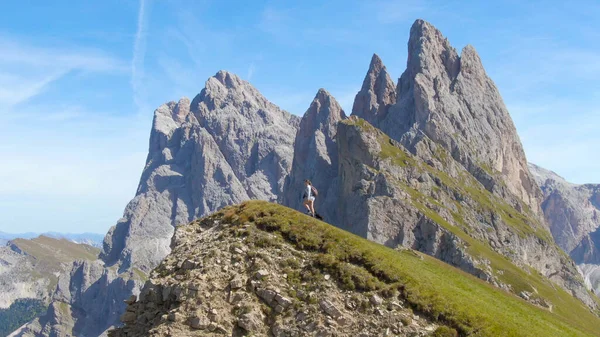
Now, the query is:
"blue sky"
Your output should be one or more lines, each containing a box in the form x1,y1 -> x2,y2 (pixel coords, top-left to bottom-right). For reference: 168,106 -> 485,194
0,0 -> 598,234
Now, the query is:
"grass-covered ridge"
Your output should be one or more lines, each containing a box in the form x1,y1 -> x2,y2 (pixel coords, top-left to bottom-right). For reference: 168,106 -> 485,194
10,235 -> 100,266
210,201 -> 600,337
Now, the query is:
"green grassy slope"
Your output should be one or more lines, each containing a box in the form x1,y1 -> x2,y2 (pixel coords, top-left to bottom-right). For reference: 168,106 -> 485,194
10,235 -> 100,268
210,201 -> 600,337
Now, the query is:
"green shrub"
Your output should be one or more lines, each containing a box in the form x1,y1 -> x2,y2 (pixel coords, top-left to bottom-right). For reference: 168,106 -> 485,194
431,326 -> 458,337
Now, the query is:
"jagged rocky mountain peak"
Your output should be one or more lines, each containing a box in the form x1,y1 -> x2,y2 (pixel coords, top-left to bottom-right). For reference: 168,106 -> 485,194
352,18 -> 542,215
405,19 -> 460,80
213,69 -> 242,87
352,53 -> 396,123
305,88 -> 347,131
459,44 -> 486,77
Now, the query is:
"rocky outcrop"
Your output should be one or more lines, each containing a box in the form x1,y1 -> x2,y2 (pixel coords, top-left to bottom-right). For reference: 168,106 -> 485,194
192,70 -> 300,201
109,202 -> 600,337
529,163 -> 600,292
352,20 -> 542,216
282,89 -> 346,223
108,202 -> 448,337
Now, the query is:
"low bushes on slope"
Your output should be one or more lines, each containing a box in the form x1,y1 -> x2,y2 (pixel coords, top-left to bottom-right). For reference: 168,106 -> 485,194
0,298 -> 46,337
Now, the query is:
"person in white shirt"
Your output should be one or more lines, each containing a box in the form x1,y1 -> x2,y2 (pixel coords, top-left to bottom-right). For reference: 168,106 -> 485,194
303,179 -> 316,217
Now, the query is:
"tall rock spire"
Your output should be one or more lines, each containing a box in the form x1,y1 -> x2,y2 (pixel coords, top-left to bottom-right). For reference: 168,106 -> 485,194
352,19 -> 542,214
351,54 -> 396,124
282,88 -> 346,223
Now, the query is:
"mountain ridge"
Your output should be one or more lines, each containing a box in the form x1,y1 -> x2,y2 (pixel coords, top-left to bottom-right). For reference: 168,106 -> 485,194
0,232 -> 104,248
110,201 -> 600,337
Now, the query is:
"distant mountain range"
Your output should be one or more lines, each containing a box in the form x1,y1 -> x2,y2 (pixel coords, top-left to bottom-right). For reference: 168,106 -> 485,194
0,231 -> 104,248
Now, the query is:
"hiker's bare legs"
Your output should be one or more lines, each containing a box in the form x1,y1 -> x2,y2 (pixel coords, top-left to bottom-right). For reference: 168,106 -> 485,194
303,199 -> 312,214
308,200 -> 316,215
303,199 -> 315,216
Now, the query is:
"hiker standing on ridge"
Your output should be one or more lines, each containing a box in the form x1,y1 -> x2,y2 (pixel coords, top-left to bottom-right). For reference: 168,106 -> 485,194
303,179 -> 317,217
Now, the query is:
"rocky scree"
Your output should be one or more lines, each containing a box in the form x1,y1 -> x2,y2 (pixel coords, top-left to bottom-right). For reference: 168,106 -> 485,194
109,204 -> 441,337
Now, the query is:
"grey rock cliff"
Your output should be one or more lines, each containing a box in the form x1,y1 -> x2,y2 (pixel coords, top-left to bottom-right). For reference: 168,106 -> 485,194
529,163 -> 600,292
13,260 -> 142,337
102,71 -> 299,274
335,118 -> 595,308
282,88 -> 346,223
352,20 -> 542,216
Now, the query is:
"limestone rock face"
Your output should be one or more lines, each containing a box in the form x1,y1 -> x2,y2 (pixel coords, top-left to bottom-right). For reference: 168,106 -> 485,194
191,71 -> 300,201
282,89 -> 346,222
530,163 -> 600,292
335,118 -> 594,308
101,71 -> 299,274
352,20 -> 542,215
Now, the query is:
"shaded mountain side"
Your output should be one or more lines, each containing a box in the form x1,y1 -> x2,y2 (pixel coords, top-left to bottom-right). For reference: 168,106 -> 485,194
0,237 -> 103,336
352,20 -> 542,218
529,163 -> 600,293
0,299 -> 46,337
282,88 -> 347,223
11,259 -> 143,337
110,201 -> 600,337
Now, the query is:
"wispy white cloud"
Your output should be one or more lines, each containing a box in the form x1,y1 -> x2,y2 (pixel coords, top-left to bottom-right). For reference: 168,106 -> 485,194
0,71 -> 65,107
0,37 -> 124,109
132,0 -> 150,113
247,62 -> 256,81
0,36 -> 125,72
